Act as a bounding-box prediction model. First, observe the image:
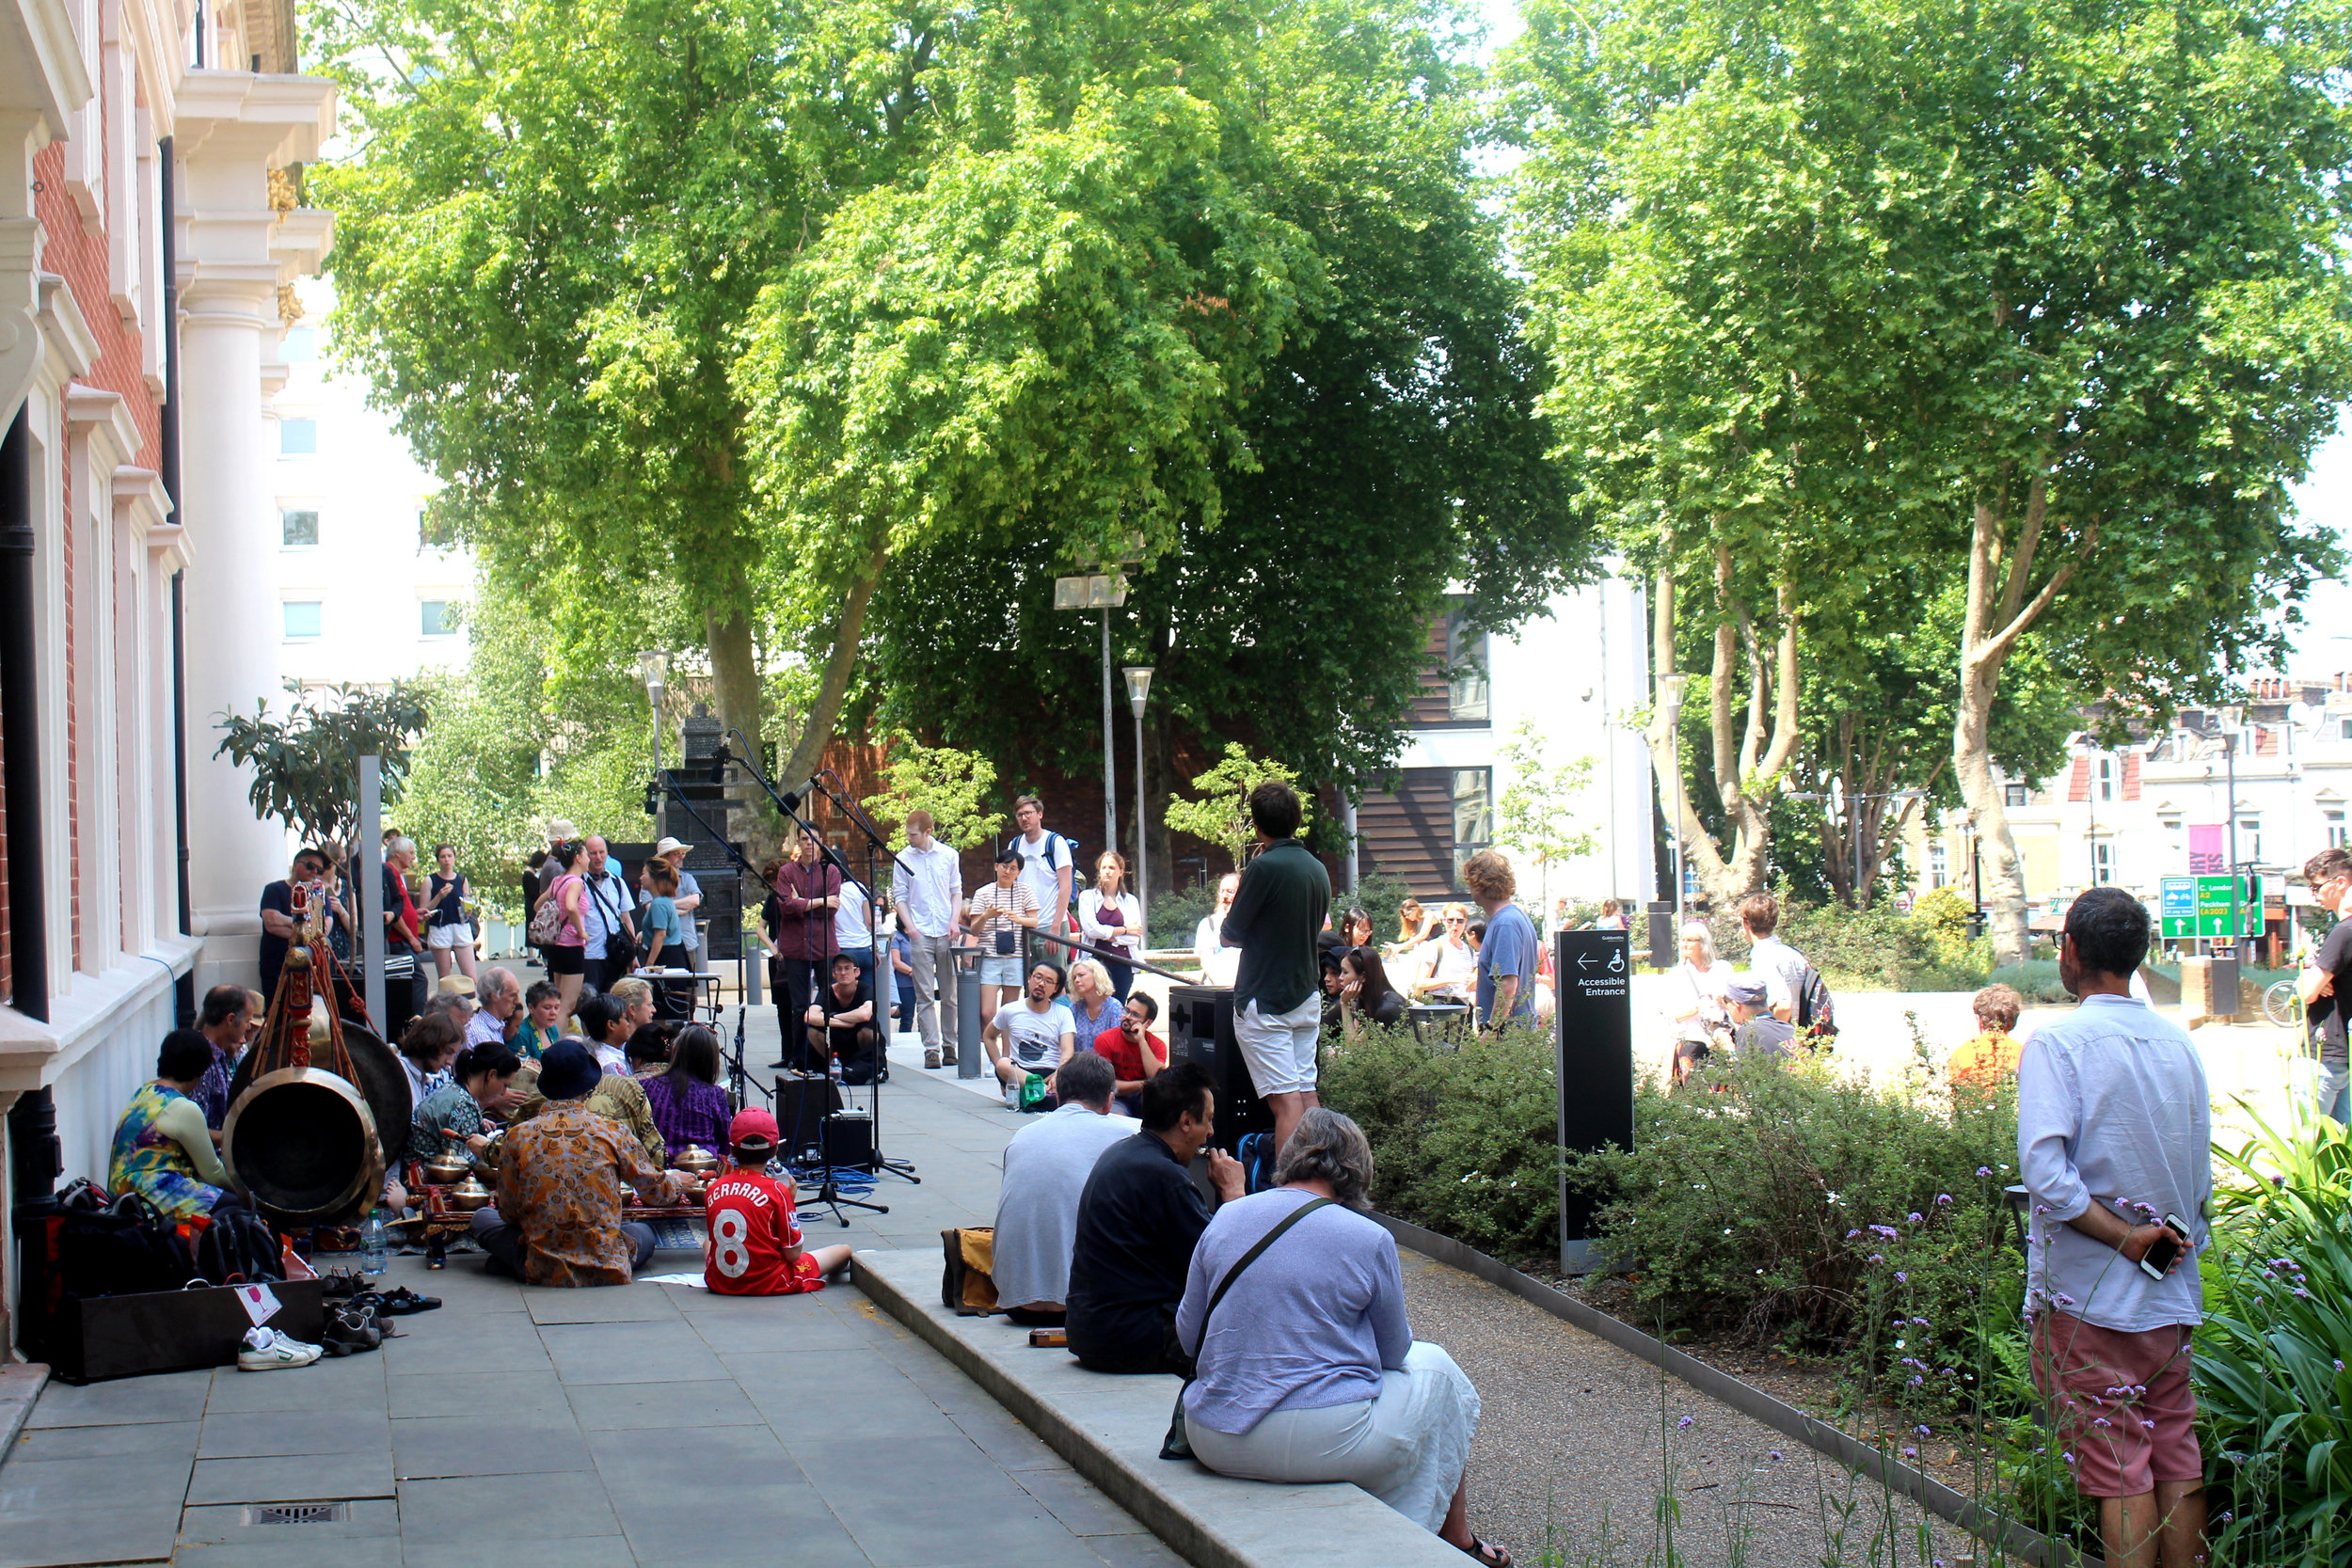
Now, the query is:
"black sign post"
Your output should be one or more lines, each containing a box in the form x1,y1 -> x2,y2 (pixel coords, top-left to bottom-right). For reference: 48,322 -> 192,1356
1554,928 -> 1634,1275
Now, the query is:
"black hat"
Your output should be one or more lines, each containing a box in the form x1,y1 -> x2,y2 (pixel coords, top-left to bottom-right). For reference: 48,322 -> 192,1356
537,1039 -> 601,1101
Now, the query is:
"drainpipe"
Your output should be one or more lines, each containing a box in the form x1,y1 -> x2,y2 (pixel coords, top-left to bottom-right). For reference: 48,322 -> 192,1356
3,406 -> 60,1199
161,135 -> 193,1027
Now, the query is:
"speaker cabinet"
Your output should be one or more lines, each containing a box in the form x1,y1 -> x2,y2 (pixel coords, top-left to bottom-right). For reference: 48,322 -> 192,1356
1164,985 -> 1275,1153
773,1075 -> 843,1163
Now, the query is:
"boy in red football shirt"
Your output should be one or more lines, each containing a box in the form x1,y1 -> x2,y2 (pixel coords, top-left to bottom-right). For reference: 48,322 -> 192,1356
702,1109 -> 853,1295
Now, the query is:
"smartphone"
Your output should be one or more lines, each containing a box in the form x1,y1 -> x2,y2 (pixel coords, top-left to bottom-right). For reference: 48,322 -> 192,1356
2137,1213 -> 2190,1281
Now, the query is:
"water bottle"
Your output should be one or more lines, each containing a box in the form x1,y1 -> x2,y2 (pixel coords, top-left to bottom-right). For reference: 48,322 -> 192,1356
360,1208 -> 389,1275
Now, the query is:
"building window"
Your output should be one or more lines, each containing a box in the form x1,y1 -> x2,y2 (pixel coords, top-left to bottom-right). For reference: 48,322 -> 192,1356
281,509 -> 319,547
1451,768 -> 1492,883
2094,754 -> 2116,802
2004,783 -> 2027,808
2236,816 -> 2261,866
420,600 -> 453,637
2328,810 -> 2346,849
282,326 -> 316,362
279,419 -> 317,455
2091,840 -> 2114,886
2340,717 -> 2352,741
1445,605 -> 1489,724
283,600 -> 323,639
1930,844 -> 1948,888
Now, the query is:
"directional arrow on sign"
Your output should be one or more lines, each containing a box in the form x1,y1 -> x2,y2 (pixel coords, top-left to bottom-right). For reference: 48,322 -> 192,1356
1576,952 -> 1595,970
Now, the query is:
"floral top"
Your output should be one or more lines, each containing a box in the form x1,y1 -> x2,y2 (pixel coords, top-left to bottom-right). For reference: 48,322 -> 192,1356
510,1065 -> 666,1167
110,1082 -> 231,1220
644,1071 -> 732,1160
495,1100 -> 687,1286
408,1081 -> 487,1164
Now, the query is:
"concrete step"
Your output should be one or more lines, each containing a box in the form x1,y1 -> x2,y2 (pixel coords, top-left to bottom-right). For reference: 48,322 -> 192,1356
852,1248 -> 1463,1568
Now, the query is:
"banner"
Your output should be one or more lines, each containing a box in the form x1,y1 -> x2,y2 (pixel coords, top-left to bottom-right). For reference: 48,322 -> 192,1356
2187,823 -> 2225,875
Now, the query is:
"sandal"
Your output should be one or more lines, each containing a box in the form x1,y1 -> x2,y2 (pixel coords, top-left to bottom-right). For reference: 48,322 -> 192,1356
1460,1539 -> 1510,1568
373,1286 -> 441,1315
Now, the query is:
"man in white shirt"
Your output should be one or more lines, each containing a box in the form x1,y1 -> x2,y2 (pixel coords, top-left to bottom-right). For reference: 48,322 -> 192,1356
578,836 -> 639,996
1011,796 -> 1074,942
990,1053 -> 1136,1317
984,960 -> 1077,1110
892,809 -> 967,1069
1192,873 -> 1242,987
1737,892 -> 1809,1023
2018,886 -> 2210,1565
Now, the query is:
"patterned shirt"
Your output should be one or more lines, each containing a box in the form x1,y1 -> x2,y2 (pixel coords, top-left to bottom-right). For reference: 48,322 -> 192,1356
510,1065 -> 666,1167
644,1071 -> 733,1160
967,883 -> 1038,956
408,1081 -> 487,1164
494,1100 -> 687,1287
195,1040 -> 240,1131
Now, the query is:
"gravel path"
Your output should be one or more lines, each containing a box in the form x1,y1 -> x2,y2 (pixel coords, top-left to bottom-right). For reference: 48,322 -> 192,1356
1399,1251 -> 1976,1567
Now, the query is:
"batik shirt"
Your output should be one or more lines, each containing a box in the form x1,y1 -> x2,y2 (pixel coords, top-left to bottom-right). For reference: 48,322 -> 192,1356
495,1100 -> 687,1287
195,1041 -> 240,1131
510,1066 -> 666,1167
408,1081 -> 487,1164
110,1082 -> 230,1220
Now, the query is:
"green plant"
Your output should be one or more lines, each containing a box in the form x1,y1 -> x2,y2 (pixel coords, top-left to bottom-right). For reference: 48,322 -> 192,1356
1161,742 -> 1315,873
861,733 -> 1006,850
1339,867 -> 1416,952
213,679 -> 432,848
1986,960 -> 2071,1006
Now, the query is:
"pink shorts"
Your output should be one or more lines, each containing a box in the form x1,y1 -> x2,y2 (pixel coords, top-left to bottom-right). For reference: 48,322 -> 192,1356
2030,1313 -> 2201,1497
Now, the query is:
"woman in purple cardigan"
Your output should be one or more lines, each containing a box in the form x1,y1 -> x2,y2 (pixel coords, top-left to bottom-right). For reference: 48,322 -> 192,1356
643,1025 -> 735,1161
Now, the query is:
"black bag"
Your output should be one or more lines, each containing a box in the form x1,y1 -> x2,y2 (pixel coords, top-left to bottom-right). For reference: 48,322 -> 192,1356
588,875 -> 640,970
194,1200 -> 284,1285
51,1191 -> 197,1299
1161,1196 -> 1334,1460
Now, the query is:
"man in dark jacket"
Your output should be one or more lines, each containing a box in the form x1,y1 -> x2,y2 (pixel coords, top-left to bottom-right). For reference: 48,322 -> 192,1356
1064,1062 -> 1245,1372
1220,781 -> 1331,1156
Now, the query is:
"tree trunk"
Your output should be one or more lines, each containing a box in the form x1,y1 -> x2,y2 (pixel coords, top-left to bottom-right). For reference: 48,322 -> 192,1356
1955,657 -> 2030,964
704,588 -> 774,862
777,537 -> 891,793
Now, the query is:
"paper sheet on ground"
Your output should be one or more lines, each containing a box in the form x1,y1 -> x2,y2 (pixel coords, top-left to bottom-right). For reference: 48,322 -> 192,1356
638,1273 -> 708,1288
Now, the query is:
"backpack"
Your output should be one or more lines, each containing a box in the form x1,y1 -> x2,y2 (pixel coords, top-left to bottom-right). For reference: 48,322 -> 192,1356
193,1203 -> 285,1286
1795,965 -> 1837,1037
527,875 -> 570,946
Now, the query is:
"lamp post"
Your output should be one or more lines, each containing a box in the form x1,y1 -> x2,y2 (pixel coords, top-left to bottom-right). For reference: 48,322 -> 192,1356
2216,704 -> 2246,962
635,649 -> 668,777
1124,665 -> 1153,952
1056,571 -> 1129,864
1658,673 -> 1687,930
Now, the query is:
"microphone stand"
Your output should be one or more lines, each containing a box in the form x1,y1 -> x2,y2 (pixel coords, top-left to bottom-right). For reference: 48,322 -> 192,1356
805,768 -> 922,1184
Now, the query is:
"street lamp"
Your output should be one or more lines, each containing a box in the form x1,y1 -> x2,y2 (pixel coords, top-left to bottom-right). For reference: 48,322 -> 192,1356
1123,665 -> 1153,952
2215,704 -> 2247,961
635,649 -> 668,775
1658,673 -> 1688,930
1057,569 -> 1130,869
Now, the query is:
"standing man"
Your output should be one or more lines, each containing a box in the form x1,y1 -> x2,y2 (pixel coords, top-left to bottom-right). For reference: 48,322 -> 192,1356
1011,796 -> 1074,943
382,837 -> 430,1040
1737,893 -> 1810,1024
769,828 -> 842,1071
2019,886 -> 2211,1568
893,809 -> 965,1070
1220,782 -> 1330,1157
578,836 -> 639,997
2296,847 -> 2352,1124
258,847 -> 330,1001
1463,849 -> 1537,1034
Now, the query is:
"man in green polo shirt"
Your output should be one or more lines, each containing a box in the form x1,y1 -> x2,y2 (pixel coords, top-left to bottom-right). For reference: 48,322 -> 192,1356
1220,780 -> 1331,1156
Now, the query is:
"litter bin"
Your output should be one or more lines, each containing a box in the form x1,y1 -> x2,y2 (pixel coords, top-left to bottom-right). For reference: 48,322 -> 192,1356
956,947 -> 983,1078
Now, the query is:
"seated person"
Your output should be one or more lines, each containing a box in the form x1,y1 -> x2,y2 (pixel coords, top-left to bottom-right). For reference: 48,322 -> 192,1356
991,1053 -> 1138,1322
581,988 -> 637,1075
804,952 -> 884,1085
1091,991 -> 1168,1117
702,1109 -> 852,1294
606,975 -> 660,1042
625,1024 -> 673,1080
1176,1109 -> 1502,1565
1948,982 -> 2026,1088
408,1042 -> 523,1165
1064,1062 -> 1245,1373
645,1024 -> 735,1158
985,960 -> 1077,1111
1320,947 -> 1348,1037
1725,977 -> 1795,1061
1338,946 -> 1407,1037
470,1041 -> 688,1286
513,979 -> 566,1060
1408,905 -> 1478,1002
396,1008 -> 466,1107
110,1029 -> 240,1220
504,993 -> 667,1166
467,966 -> 528,1051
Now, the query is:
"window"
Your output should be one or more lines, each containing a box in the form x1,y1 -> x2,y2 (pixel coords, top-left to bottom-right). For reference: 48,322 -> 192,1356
2094,754 -> 2116,802
279,419 -> 316,455
1444,605 -> 1489,723
280,509 -> 318,547
2091,840 -> 2115,886
282,600 -> 323,639
2004,783 -> 2028,808
420,600 -> 453,637
282,326 -> 316,362
1450,768 -> 1492,882
2328,810 -> 2346,849
1930,843 -> 1948,889
2340,717 -> 2352,741
2237,816 -> 2262,866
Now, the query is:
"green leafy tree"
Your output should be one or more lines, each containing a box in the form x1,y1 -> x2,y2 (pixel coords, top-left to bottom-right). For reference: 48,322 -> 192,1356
1493,719 -> 1596,924
1510,0 -> 2352,960
213,680 -> 431,848
1162,743 -> 1313,872
861,735 -> 1006,851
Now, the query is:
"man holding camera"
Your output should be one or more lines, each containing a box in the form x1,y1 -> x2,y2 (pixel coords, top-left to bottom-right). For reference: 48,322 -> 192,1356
2018,886 -> 2210,1568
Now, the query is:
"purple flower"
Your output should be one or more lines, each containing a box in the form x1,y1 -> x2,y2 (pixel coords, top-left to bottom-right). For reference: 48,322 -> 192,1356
1900,1446 -> 1917,1458
2334,1360 -> 2344,1372
1869,1254 -> 1884,1264
1768,1450 -> 1783,1461
2062,1452 -> 2075,1465
2140,1420 -> 2154,1430
1895,1272 -> 1908,1282
1869,1224 -> 1899,1240
1935,1194 -> 1953,1205
1976,1166 -> 1993,1178
1915,1424 -> 1931,1436
1908,1212 -> 1924,1225
1846,1228 -> 1862,1240
1677,1415 -> 1694,1430
2054,1292 -> 2077,1307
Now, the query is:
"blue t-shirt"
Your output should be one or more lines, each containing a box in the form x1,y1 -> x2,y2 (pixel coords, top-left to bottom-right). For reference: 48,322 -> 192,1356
644,895 -> 683,958
1477,901 -> 1539,1027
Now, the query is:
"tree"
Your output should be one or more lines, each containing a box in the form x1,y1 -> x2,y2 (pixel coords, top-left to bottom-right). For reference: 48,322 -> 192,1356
1494,719 -> 1596,923
861,736 -> 1006,851
213,681 -> 431,849
1509,0 -> 2352,958
1162,743 -> 1315,872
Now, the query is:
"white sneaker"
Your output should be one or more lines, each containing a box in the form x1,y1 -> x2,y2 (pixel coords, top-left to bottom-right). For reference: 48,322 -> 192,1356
237,1326 -> 323,1371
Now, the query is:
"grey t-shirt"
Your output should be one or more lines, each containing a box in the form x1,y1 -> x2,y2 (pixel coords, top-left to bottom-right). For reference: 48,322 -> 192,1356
992,1003 -> 1072,1071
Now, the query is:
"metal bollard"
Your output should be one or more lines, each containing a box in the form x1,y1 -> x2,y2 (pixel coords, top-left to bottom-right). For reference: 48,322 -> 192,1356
956,947 -> 984,1078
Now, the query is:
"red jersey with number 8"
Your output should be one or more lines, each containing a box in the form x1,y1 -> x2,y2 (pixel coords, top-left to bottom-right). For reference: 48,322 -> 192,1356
702,1168 -> 824,1295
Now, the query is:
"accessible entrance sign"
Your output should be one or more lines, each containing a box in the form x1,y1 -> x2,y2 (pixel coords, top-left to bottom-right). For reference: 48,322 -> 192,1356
1555,928 -> 1632,1276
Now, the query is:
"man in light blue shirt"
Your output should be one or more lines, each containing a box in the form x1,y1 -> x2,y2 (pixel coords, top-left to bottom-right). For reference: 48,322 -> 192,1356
2017,885 -> 2209,1563
578,836 -> 637,995
1463,849 -> 1537,1032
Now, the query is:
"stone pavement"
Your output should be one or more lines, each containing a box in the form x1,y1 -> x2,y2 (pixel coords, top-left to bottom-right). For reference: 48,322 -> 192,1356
1,1021 -> 1183,1568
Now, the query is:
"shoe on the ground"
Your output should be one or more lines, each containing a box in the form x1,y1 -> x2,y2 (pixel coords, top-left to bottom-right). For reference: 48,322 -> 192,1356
238,1326 -> 322,1371
941,1047 -> 957,1066
924,1049 -> 942,1069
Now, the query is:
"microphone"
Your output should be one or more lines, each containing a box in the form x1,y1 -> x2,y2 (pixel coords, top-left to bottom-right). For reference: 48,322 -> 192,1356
776,775 -> 822,813
707,742 -> 732,786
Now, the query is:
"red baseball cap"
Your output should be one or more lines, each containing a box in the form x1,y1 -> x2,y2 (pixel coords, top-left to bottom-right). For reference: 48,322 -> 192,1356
729,1109 -> 780,1146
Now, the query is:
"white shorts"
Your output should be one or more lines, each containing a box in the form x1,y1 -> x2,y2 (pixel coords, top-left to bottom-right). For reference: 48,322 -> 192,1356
1233,994 -> 1322,1097
427,924 -> 473,951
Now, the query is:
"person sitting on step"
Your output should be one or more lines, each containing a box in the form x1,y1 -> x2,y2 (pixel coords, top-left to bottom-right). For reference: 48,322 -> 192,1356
990,1053 -> 1138,1323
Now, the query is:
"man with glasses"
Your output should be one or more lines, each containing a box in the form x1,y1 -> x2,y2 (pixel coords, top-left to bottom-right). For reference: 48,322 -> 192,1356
579,835 -> 640,996
2296,847 -> 2352,1124
258,847 -> 330,1001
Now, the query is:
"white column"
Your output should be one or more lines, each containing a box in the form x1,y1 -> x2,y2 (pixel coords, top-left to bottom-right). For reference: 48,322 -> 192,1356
171,71 -> 334,992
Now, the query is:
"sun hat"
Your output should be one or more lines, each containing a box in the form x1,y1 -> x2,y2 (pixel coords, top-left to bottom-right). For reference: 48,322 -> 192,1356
536,1040 -> 601,1101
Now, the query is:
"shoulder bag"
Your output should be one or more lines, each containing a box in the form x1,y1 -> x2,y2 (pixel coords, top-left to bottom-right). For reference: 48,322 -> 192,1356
1160,1195 -> 1335,1460
588,874 -> 639,969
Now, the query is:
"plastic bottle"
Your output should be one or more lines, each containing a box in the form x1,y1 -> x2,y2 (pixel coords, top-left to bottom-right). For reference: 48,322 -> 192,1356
360,1208 -> 389,1275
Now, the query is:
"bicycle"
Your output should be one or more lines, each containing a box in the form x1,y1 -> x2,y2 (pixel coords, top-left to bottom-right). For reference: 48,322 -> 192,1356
2263,977 -> 2300,1028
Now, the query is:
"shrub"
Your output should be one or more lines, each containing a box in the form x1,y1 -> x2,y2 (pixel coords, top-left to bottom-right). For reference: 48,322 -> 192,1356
1148,882 -> 1216,949
1704,889 -> 1984,992
1565,1053 -> 2018,1364
1987,959 -> 2070,1006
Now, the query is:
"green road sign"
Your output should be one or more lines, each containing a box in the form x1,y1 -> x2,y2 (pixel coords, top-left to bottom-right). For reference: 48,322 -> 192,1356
2192,874 -> 2262,939
2160,878 -> 2196,941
